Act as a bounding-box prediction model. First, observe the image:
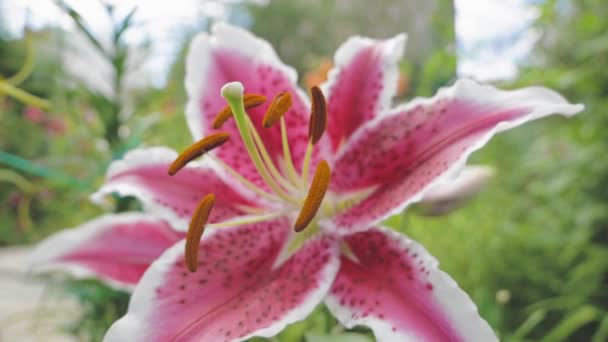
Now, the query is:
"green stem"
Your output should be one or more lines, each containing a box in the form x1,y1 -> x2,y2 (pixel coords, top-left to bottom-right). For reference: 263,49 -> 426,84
7,34 -> 36,86
0,80 -> 50,109
0,169 -> 36,193
0,151 -> 89,189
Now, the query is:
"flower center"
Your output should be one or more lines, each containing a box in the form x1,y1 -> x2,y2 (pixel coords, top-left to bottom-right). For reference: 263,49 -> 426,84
219,82 -> 333,228
170,82 -> 350,270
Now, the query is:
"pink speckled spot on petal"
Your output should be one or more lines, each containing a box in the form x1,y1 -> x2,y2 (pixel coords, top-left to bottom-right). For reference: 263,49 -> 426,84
137,220 -> 337,342
324,36 -> 404,152
331,99 -> 526,230
197,49 -> 311,187
325,228 -> 494,342
58,217 -> 181,286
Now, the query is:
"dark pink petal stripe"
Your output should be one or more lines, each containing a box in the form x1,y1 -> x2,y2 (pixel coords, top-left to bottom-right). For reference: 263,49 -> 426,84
323,35 -> 404,152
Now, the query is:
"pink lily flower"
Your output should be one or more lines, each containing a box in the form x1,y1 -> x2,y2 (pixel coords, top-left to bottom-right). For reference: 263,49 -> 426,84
33,22 -> 582,341
30,151 -> 257,290
30,213 -> 183,290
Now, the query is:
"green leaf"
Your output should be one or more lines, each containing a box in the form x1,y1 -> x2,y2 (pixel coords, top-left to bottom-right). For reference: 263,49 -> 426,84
543,306 -> 599,341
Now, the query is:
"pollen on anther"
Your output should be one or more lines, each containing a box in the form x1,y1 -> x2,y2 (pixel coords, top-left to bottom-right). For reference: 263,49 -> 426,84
168,132 -> 230,175
294,160 -> 331,232
185,194 -> 216,272
262,92 -> 292,128
309,86 -> 327,144
212,93 -> 267,129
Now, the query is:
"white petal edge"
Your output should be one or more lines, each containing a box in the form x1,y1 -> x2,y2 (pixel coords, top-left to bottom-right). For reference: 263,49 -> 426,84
325,79 -> 584,233
29,213 -> 162,291
184,21 -> 305,141
320,33 -> 407,120
325,226 -> 498,342
104,230 -> 341,342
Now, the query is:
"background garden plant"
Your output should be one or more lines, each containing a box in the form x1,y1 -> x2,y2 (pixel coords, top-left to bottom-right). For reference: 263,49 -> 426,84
0,0 -> 606,341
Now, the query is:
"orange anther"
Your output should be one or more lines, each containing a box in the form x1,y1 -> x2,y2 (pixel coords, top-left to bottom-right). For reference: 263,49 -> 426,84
168,132 -> 230,176
185,194 -> 216,272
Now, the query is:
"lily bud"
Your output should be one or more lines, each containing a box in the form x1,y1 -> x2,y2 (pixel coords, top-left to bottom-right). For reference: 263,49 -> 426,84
415,165 -> 494,216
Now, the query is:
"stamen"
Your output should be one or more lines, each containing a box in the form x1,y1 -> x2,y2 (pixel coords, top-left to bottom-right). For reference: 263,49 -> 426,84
185,194 -> 215,272
336,187 -> 377,212
210,156 -> 277,201
294,160 -> 331,232
207,210 -> 287,229
247,116 -> 297,192
340,242 -> 359,263
308,86 -> 327,145
262,92 -> 292,128
168,132 -> 230,176
221,82 -> 297,204
280,117 -> 301,186
212,93 -> 266,129
301,142 -> 313,184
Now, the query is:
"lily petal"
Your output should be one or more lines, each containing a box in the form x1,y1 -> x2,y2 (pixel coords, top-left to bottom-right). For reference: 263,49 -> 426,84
330,79 -> 583,232
325,227 -> 497,342
322,33 -> 406,152
104,219 -> 340,342
92,147 -> 259,231
30,213 -> 182,290
185,23 -> 312,187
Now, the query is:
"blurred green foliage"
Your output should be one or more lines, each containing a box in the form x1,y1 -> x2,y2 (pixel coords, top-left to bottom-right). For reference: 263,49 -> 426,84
0,31 -> 102,244
249,0 -> 456,98
0,0 -> 606,341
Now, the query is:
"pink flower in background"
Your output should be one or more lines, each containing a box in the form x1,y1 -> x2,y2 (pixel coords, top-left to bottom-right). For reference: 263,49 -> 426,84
22,105 -> 45,123
32,23 -> 582,342
45,117 -> 68,136
21,105 -> 68,136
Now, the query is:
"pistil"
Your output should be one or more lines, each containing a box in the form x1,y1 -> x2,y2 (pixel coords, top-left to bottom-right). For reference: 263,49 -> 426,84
221,83 -> 296,203
212,93 -> 267,129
